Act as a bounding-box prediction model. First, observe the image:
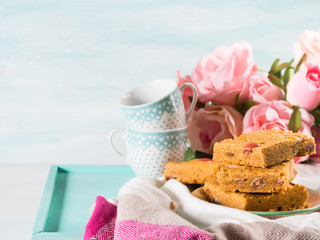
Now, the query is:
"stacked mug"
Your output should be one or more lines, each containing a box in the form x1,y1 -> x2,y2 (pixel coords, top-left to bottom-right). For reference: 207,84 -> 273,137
109,79 -> 197,178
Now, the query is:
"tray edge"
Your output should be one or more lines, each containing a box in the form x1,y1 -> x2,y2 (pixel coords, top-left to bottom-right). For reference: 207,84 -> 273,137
32,165 -> 60,236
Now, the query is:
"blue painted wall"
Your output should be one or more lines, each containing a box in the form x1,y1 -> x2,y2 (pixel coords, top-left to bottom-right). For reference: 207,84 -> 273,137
1,1 -> 320,164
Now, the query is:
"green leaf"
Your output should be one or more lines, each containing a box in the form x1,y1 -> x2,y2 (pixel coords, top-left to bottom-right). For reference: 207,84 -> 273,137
268,74 -> 284,89
235,92 -> 240,105
270,58 -> 280,74
283,59 -> 294,88
273,62 -> 289,73
269,58 -> 289,80
184,147 -> 195,162
237,100 -> 255,115
269,58 -> 288,76
288,106 -> 302,132
274,71 -> 282,79
189,96 -> 205,109
310,108 -> 320,126
295,53 -> 307,73
195,151 -> 213,159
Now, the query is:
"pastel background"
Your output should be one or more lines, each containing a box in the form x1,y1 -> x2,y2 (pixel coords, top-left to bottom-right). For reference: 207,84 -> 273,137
1,0 -> 320,165
1,1 -> 320,239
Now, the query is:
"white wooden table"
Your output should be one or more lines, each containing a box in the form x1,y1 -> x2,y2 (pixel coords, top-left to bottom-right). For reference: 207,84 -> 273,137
0,165 -> 49,240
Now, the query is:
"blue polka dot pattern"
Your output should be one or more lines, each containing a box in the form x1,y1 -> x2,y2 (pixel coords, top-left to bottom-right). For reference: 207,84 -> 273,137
122,88 -> 186,130
126,128 -> 187,177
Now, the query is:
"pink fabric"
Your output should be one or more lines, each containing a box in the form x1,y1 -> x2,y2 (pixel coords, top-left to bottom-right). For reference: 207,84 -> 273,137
84,196 -> 215,240
84,196 -> 117,240
115,220 -> 214,240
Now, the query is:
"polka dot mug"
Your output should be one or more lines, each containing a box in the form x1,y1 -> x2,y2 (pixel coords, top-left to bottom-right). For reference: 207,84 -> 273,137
120,79 -> 197,131
108,127 -> 187,177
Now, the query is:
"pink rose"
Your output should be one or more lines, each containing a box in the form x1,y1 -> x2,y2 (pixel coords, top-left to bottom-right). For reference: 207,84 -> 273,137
184,41 -> 257,106
243,100 -> 314,163
310,125 -> 320,162
187,103 -> 243,154
286,63 -> 320,111
248,72 -> 284,104
294,30 -> 320,66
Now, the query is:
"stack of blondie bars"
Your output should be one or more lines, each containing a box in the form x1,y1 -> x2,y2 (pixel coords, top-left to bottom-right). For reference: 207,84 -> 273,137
164,130 -> 315,211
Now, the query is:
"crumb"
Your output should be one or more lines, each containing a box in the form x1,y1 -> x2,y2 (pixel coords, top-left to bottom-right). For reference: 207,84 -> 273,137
170,201 -> 176,210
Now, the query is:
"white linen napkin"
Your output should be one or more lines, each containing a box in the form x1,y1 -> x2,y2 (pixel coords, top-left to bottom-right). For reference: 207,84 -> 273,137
118,162 -> 320,231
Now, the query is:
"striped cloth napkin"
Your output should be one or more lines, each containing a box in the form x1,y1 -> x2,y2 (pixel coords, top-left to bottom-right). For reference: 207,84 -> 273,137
84,174 -> 320,240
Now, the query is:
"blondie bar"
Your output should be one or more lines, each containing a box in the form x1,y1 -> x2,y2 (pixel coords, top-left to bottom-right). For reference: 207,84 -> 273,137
216,160 -> 297,193
191,187 -> 209,201
203,182 -> 309,211
164,158 -> 218,184
164,158 -> 296,193
213,130 -> 315,167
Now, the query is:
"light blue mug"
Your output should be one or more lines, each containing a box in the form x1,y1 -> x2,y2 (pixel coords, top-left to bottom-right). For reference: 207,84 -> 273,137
120,79 -> 197,131
109,127 -> 187,177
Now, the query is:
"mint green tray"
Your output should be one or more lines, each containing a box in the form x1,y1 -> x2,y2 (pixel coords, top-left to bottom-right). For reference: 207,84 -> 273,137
32,165 -> 135,240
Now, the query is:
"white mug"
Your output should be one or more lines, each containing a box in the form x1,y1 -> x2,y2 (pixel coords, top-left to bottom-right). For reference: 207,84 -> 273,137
108,127 -> 187,178
120,79 -> 197,131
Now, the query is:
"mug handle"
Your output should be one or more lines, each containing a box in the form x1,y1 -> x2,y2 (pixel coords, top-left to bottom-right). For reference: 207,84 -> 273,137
179,82 -> 198,120
108,129 -> 127,158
